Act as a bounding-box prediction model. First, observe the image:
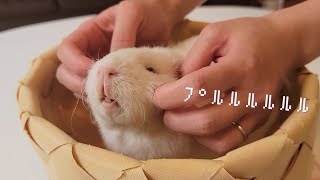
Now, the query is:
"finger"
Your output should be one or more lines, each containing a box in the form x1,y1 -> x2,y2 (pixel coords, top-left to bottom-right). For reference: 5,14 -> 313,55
94,5 -> 116,32
110,1 -> 143,51
57,42 -> 95,77
57,6 -> 117,76
194,111 -> 269,155
181,24 -> 228,75
57,19 -> 114,76
56,64 -> 86,95
154,59 -> 241,110
163,90 -> 250,136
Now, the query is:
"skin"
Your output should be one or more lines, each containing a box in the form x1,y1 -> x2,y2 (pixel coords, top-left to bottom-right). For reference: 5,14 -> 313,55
57,0 -> 320,155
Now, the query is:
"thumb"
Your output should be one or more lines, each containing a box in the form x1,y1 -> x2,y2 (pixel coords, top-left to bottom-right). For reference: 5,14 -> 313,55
110,1 -> 144,52
181,24 -> 228,76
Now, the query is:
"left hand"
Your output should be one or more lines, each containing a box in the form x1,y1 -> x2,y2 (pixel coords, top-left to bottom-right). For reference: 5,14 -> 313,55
56,0 -> 180,97
154,17 -> 299,155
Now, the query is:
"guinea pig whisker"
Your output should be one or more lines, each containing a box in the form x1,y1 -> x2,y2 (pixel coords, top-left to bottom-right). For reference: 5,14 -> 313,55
84,51 -> 95,61
84,51 -> 100,62
96,48 -> 102,61
88,111 -> 96,125
80,94 -> 94,124
80,77 -> 91,112
69,96 -> 80,136
69,77 -> 96,138
137,102 -> 146,132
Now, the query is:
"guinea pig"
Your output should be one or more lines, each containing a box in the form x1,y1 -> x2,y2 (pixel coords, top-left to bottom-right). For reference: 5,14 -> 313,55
85,36 -> 217,160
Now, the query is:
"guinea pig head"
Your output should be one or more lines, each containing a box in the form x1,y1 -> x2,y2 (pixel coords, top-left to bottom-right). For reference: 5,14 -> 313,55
85,47 -> 182,128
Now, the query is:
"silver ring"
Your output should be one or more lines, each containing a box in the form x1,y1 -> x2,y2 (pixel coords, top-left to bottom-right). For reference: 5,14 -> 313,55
232,122 -> 248,141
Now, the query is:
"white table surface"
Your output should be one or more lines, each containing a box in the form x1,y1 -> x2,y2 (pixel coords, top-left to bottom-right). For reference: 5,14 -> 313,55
0,6 -> 319,180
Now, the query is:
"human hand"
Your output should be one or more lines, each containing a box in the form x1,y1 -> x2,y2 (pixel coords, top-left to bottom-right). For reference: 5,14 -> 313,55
154,17 -> 300,155
56,0 -> 180,97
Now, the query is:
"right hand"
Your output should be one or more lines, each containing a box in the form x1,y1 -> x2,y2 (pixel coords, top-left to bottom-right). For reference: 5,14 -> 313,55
56,0 -> 179,97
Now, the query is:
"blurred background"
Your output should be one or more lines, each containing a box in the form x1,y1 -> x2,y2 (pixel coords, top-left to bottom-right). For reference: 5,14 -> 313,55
0,0 -> 304,31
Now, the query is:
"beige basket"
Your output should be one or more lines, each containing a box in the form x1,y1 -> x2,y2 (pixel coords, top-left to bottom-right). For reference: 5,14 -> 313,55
17,20 -> 319,180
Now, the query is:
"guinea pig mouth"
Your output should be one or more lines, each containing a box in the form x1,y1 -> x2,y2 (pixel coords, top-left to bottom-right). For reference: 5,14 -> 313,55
100,95 -> 118,108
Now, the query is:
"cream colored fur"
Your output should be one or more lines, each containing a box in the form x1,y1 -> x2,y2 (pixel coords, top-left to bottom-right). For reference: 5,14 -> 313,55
85,36 -> 216,160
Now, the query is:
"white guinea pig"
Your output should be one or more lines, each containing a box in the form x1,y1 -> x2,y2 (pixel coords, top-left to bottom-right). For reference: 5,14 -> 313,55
85,37 -> 217,160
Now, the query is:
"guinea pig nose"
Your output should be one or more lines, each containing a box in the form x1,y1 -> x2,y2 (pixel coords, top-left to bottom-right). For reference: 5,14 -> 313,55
96,67 -> 117,100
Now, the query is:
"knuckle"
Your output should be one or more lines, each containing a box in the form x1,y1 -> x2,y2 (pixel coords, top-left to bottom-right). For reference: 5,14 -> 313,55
77,60 -> 91,76
197,117 -> 216,136
201,25 -> 213,35
55,65 -> 65,84
212,139 -> 231,155
254,87 -> 279,104
243,54 -> 261,75
71,55 -> 92,77
190,75 -> 207,92
199,28 -> 215,45
202,24 -> 216,35
118,0 -> 143,14
79,18 -> 94,29
198,24 -> 225,52
57,43 -> 67,63
243,59 -> 256,75
201,23 -> 221,39
118,0 -> 134,9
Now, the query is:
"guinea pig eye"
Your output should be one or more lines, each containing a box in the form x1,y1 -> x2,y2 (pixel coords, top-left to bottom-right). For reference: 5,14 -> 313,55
146,67 -> 156,73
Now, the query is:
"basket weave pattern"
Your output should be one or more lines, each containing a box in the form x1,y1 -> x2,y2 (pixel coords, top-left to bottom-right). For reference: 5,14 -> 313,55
16,20 -> 319,180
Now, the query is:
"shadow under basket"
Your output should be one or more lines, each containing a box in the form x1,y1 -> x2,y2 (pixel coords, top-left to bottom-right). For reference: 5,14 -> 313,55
17,20 -> 319,180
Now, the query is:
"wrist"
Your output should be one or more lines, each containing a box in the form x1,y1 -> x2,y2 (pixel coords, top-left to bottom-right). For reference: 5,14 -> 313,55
263,12 -> 305,70
263,0 -> 320,68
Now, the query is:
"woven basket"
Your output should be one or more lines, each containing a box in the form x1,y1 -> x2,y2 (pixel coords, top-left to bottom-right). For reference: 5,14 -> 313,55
17,20 -> 319,180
